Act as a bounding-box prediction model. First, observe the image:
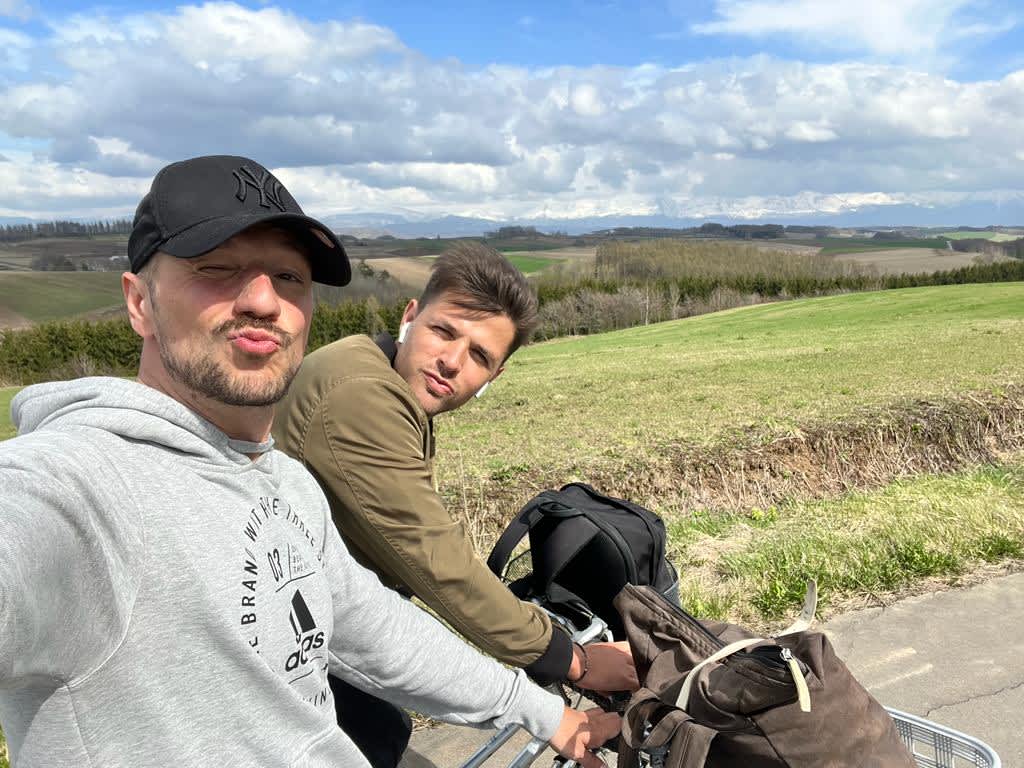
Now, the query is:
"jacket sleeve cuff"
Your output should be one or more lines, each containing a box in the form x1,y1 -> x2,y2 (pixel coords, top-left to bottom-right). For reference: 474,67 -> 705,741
523,624 -> 573,686
494,669 -> 566,743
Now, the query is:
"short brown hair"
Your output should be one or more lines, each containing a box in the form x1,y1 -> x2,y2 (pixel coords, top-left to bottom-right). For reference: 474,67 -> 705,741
420,242 -> 538,358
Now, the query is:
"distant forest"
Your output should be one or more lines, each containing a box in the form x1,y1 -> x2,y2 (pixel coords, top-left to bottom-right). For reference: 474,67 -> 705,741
0,219 -> 133,244
950,237 -> 1024,260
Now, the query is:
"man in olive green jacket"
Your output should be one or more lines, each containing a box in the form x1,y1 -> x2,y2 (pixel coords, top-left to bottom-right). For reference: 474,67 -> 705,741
273,243 -> 636,767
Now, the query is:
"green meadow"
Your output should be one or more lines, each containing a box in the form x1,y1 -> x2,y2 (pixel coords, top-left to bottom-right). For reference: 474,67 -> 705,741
0,271 -> 124,325
439,282 -> 1024,481
502,253 -> 557,274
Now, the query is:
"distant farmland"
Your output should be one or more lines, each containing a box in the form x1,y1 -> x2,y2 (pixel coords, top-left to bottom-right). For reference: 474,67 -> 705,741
834,248 -> 1000,275
0,235 -> 127,271
0,271 -> 123,328
942,230 -> 1021,242
811,237 -> 950,255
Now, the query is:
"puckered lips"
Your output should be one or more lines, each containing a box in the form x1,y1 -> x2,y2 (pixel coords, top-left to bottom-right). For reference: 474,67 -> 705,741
422,369 -> 454,397
228,328 -> 283,356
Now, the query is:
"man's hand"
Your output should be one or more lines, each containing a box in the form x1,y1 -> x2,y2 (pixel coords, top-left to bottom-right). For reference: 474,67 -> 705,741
568,640 -> 639,693
549,706 -> 622,768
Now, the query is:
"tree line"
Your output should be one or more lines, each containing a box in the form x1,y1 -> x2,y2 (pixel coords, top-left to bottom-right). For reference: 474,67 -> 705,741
0,219 -> 133,244
949,237 -> 1024,260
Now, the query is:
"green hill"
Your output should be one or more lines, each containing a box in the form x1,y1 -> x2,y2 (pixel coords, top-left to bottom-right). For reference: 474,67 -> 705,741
440,282 -> 1024,484
0,271 -> 124,327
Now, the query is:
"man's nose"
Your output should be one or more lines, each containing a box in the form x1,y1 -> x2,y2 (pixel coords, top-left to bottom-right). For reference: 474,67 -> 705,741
234,271 -> 282,318
438,340 -> 468,374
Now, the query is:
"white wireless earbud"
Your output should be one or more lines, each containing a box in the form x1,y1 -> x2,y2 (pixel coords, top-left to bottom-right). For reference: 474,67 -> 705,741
397,322 -> 411,343
474,381 -> 490,399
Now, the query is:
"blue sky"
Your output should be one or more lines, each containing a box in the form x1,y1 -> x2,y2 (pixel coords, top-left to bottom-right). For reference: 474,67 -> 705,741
1,0 -> 1022,223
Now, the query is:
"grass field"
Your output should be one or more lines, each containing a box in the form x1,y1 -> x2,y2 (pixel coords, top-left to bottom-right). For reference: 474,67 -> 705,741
941,231 -> 1020,242
5,283 -> 1014,463
437,281 -> 1024,623
438,282 -> 1024,484
502,253 -> 557,274
672,459 -> 1024,627
0,271 -> 124,327
834,248 -> 993,274
0,388 -> 17,441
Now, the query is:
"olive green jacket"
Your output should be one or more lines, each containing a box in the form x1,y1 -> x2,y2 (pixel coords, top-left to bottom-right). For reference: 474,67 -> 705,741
272,334 -> 571,684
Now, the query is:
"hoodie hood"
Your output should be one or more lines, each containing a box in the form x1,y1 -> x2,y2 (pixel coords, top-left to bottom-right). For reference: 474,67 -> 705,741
12,377 -> 273,467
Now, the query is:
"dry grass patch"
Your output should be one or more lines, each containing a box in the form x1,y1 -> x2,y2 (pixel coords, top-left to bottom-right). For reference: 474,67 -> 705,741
357,256 -> 434,291
836,248 -> 1001,275
668,459 -> 1024,632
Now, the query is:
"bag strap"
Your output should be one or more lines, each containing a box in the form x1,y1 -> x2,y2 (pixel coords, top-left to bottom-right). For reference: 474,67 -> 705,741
485,495 -> 596,578
777,579 -> 817,637
620,688 -> 717,768
486,502 -> 544,576
676,637 -> 766,709
677,581 -> 816,709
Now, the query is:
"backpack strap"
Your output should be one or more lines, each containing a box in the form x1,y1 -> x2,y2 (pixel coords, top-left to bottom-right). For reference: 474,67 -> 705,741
486,500 -> 547,576
486,494 -> 599,578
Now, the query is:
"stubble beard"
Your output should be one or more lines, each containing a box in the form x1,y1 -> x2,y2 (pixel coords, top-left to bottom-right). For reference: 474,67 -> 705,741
154,312 -> 301,407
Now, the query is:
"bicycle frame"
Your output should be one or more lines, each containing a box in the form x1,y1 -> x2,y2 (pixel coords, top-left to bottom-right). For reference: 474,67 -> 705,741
459,613 -> 612,768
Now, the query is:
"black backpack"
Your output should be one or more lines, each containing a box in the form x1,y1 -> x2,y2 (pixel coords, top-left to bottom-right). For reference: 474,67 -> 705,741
487,482 -> 679,638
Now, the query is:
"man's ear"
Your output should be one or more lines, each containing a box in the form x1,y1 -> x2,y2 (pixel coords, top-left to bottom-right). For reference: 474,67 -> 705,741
122,271 -> 154,339
400,299 -> 419,325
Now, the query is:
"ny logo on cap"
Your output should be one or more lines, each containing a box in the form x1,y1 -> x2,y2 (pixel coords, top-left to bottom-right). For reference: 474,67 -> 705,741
233,164 -> 287,212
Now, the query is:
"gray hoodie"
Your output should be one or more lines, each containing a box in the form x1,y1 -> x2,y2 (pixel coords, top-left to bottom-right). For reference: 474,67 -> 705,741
0,377 -> 563,767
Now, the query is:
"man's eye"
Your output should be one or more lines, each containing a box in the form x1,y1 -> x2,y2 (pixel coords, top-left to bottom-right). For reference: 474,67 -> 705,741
472,350 -> 489,366
433,325 -> 453,339
277,272 -> 305,283
199,265 -> 232,273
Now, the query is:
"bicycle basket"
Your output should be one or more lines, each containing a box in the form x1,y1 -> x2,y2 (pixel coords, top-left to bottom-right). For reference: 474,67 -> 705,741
886,708 -> 1001,768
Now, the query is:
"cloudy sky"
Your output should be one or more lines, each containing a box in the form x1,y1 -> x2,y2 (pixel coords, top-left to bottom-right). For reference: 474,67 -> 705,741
1,0 -> 1022,224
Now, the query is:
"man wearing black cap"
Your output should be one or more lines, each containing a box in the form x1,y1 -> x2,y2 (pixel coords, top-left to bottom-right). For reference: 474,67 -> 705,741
0,155 -> 619,768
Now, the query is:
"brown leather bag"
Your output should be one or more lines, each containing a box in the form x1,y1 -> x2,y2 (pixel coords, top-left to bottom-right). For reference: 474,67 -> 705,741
613,583 -> 916,768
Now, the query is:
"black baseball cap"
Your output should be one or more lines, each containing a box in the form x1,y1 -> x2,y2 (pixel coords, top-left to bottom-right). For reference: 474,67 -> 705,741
128,155 -> 350,286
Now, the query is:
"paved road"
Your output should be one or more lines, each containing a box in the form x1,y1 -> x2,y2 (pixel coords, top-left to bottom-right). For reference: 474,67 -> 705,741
400,571 -> 1023,767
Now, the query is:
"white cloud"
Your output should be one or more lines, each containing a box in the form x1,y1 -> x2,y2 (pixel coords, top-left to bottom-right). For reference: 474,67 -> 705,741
692,0 -> 1014,64
0,0 -> 31,21
570,83 -> 606,117
0,2 -> 1023,223
0,151 -> 148,217
784,121 -> 837,143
